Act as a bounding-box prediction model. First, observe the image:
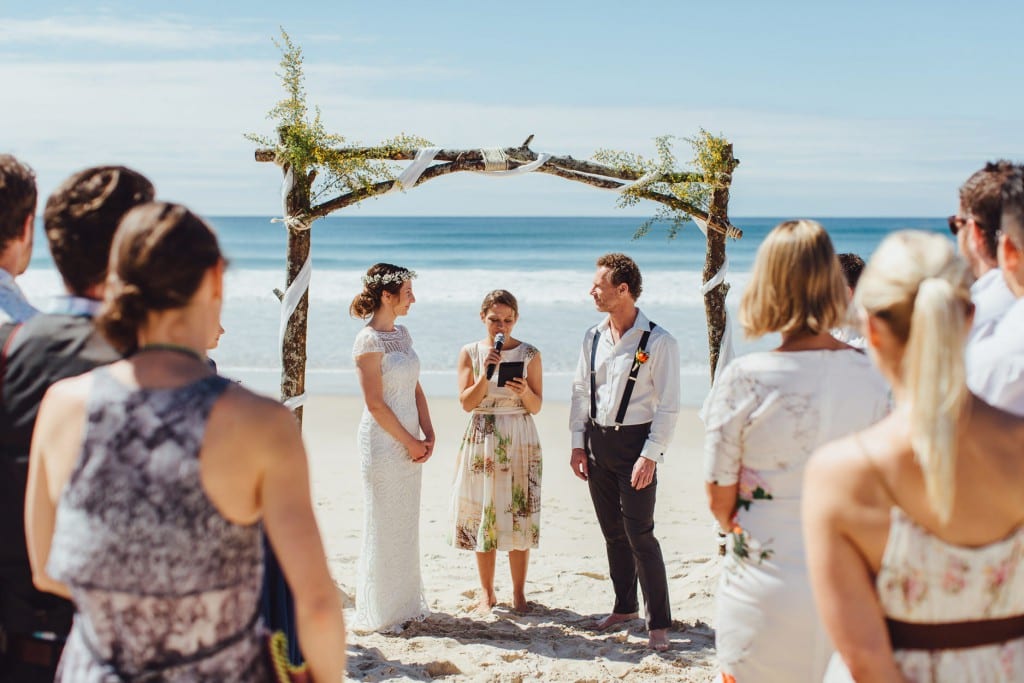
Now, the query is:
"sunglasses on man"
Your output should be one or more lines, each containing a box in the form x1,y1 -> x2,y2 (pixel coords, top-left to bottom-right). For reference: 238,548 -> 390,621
947,215 -> 969,236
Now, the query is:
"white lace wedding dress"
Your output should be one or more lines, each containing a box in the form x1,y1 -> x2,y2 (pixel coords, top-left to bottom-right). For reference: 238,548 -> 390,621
351,325 -> 429,632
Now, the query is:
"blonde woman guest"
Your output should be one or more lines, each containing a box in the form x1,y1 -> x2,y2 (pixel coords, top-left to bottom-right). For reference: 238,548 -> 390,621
25,203 -> 345,682
704,220 -> 889,683
805,231 -> 1024,682
450,290 -> 543,614
350,263 -> 435,632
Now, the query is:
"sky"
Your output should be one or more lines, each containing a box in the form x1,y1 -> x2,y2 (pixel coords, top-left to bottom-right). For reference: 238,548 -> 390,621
2,0 -> 1022,217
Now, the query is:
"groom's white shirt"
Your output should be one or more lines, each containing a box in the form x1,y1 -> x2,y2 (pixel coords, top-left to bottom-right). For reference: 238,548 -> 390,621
569,309 -> 680,463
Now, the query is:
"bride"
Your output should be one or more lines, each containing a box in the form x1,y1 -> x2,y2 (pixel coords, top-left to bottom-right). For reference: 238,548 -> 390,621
350,263 -> 435,632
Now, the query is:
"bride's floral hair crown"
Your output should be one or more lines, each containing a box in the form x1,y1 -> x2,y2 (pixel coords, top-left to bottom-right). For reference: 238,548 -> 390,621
361,269 -> 417,287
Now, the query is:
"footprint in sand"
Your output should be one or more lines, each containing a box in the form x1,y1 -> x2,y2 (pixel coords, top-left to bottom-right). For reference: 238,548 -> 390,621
575,571 -> 607,580
424,660 -> 461,677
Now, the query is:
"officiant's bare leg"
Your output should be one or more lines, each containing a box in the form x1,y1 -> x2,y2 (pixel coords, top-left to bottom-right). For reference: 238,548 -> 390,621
509,550 -> 529,612
475,551 -> 498,613
648,627 -> 669,651
594,612 -> 639,630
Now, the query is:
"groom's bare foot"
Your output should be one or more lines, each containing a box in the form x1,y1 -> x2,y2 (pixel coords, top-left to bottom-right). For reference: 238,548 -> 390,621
593,612 -> 639,630
512,592 -> 530,613
648,628 -> 669,651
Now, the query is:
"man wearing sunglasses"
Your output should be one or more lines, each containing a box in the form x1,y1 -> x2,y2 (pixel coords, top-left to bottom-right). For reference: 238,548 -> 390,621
951,161 -> 1016,347
968,165 -> 1024,415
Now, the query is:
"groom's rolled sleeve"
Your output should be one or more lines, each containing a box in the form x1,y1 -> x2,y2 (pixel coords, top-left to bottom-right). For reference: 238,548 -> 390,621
569,333 -> 591,450
639,333 -> 680,464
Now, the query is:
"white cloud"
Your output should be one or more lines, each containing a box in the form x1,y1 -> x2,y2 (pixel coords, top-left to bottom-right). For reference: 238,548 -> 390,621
0,15 -> 264,50
1,57 -> 1017,217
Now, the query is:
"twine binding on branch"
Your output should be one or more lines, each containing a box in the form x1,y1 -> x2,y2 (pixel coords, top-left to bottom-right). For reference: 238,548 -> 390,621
480,153 -> 552,176
480,148 -> 509,172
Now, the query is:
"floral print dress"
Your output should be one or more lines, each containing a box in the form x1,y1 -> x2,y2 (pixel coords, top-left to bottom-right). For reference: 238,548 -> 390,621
703,350 -> 890,683
47,370 -> 270,682
449,341 -> 542,552
824,508 -> 1024,682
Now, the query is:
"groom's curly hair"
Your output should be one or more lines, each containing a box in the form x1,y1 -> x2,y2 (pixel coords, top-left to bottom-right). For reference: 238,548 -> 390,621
596,252 -> 643,300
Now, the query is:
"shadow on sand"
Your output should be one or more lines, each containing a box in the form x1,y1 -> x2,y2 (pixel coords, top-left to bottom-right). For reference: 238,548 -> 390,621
346,603 -> 715,681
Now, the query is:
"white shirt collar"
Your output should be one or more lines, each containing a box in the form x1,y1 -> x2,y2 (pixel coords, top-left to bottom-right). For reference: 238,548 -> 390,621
597,308 -> 651,336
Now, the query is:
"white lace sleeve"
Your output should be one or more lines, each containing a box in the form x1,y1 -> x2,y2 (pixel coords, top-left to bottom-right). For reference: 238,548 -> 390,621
352,328 -> 385,360
703,360 -> 759,486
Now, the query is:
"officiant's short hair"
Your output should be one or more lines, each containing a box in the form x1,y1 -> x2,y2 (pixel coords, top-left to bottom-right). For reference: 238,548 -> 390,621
740,219 -> 847,339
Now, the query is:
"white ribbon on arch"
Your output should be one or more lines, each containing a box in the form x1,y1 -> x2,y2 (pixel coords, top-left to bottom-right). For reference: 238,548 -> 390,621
273,165 -> 312,411
387,147 -> 441,193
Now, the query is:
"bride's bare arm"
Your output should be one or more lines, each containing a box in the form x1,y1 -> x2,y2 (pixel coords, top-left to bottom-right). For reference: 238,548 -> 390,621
355,351 -> 427,461
415,381 -> 434,460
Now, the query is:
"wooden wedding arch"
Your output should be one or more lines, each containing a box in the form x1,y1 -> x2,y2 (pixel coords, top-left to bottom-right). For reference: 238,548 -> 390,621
251,33 -> 743,423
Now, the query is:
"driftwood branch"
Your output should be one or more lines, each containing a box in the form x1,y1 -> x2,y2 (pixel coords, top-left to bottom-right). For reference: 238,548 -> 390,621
256,145 -> 731,186
269,140 -> 742,237
703,144 -> 735,381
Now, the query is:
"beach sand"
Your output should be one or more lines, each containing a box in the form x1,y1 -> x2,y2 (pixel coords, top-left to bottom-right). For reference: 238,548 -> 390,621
303,397 -> 719,682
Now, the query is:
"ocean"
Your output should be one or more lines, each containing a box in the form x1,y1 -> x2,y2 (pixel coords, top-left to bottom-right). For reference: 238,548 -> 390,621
19,216 -> 949,406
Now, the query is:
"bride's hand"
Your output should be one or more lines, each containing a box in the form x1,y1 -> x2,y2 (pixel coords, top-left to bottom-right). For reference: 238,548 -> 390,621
407,439 -> 429,463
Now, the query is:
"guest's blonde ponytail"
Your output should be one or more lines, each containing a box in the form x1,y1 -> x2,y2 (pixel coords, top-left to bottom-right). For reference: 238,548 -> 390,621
903,277 -> 969,523
855,231 -> 973,523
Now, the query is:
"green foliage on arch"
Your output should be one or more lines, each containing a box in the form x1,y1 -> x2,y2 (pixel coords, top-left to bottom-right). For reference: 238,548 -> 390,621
595,131 -> 734,239
245,29 -> 429,204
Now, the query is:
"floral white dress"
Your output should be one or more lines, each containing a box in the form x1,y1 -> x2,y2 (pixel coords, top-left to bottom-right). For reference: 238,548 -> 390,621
703,349 -> 890,683
352,325 -> 429,632
449,342 -> 542,552
824,508 -> 1024,682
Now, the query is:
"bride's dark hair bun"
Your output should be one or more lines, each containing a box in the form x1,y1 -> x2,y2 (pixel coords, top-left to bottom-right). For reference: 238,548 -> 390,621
349,262 -> 415,319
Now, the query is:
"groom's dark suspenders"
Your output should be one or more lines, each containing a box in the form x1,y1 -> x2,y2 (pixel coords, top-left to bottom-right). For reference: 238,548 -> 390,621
589,321 -> 656,429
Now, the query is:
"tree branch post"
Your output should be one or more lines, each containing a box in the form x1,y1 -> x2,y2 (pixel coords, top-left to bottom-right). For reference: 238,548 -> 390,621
281,162 -> 313,426
703,143 -> 736,382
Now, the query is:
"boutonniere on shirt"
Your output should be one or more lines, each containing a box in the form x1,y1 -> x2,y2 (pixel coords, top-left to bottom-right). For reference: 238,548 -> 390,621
633,349 -> 650,370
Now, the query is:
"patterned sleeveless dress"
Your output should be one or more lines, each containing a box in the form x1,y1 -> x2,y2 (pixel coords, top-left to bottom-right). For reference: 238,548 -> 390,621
449,341 -> 542,552
824,508 -> 1024,682
47,369 -> 270,682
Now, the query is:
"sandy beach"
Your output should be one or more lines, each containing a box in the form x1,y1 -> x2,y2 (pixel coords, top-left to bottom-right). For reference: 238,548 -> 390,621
302,396 -> 719,682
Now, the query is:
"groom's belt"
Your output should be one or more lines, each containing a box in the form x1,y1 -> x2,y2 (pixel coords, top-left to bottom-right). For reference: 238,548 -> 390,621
585,419 -> 651,435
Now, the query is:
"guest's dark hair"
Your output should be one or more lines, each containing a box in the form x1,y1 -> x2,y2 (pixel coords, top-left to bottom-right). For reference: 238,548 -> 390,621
596,253 -> 643,300
44,166 -> 154,295
1001,165 -> 1024,245
480,289 -> 519,318
349,263 -> 416,319
837,252 -> 866,290
959,160 -> 1017,260
0,154 -> 37,250
97,202 -> 222,354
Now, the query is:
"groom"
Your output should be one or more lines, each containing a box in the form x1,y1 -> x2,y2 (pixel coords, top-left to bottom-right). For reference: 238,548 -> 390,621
569,253 -> 680,651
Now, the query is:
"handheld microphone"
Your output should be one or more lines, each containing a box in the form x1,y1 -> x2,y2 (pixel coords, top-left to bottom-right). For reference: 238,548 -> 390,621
486,333 -> 505,380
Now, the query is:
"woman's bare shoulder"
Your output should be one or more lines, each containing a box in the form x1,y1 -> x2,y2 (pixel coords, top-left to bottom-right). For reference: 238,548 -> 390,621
807,417 -> 906,505
214,384 -> 302,441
